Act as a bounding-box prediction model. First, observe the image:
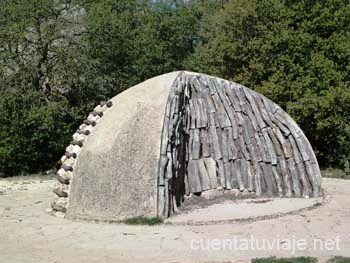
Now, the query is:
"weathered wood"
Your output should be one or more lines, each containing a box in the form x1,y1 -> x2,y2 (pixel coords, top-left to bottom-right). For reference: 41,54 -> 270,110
266,127 -> 283,156
216,159 -> 226,188
224,161 -> 232,189
157,186 -> 166,217
254,134 -> 267,162
198,98 -> 208,128
287,158 -> 301,197
273,127 -> 292,158
158,155 -> 168,186
246,160 -> 254,191
260,162 -> 274,196
243,89 -> 266,129
208,112 -> 216,127
203,157 -> 219,188
240,159 -> 248,191
200,129 -> 210,157
189,100 -> 196,129
227,83 -> 242,111
297,163 -> 310,198
277,157 -> 292,197
234,159 -> 245,191
198,159 -> 211,191
271,111 -> 291,136
192,129 -> 200,160
252,160 -> 262,195
221,128 -> 229,162
187,160 -> 202,193
305,160 -> 320,197
296,136 -> 310,162
262,128 -> 277,165
239,130 -> 250,160
209,126 -> 222,160
289,135 -> 302,164
202,88 -> 216,113
192,98 -> 202,128
271,165 -> 283,197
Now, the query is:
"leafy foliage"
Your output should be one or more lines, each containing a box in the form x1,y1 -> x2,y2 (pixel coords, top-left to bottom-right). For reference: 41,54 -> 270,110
0,0 -> 349,175
187,0 -> 350,167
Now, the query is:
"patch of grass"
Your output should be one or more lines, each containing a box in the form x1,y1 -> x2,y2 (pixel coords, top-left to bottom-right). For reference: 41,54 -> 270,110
122,216 -> 163,225
252,257 -> 318,263
327,256 -> 350,263
321,168 -> 349,180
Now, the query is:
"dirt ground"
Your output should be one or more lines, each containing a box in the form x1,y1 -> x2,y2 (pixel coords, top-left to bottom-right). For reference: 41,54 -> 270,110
0,176 -> 349,263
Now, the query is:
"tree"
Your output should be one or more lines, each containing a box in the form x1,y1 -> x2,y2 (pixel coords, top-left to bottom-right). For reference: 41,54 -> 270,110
0,0 -> 107,176
187,0 -> 350,167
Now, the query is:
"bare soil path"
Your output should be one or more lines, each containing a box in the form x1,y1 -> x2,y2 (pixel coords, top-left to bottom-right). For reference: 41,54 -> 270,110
0,177 -> 349,263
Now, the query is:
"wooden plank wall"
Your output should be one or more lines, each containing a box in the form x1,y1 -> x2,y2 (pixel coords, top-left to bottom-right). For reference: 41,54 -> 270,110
157,72 -> 322,218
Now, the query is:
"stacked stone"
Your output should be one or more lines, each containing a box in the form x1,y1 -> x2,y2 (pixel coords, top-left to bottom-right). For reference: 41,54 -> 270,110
157,72 -> 322,218
51,100 -> 113,216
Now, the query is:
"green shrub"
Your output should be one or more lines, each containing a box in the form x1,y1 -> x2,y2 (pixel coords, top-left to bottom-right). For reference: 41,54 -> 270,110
252,257 -> 318,263
122,216 -> 163,225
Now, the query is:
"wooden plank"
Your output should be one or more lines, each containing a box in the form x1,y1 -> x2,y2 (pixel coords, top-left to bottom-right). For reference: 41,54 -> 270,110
243,88 -> 266,129
234,159 -> 245,191
263,128 -> 277,165
240,159 -> 248,190
192,98 -> 202,128
228,83 -> 242,111
200,129 -> 210,157
260,162 -> 274,196
203,157 -> 219,188
296,136 -> 310,162
229,161 -> 239,189
297,163 -> 310,198
246,160 -> 254,191
221,128 -> 229,162
287,158 -> 301,197
198,98 -> 208,128
208,112 -> 216,127
157,185 -> 166,217
266,127 -> 283,156
239,129 -> 251,160
305,160 -> 320,197
198,159 -> 211,191
237,86 -> 248,106
188,99 -> 195,129
271,165 -> 283,197
278,156 -> 292,197
224,161 -> 232,189
192,129 -> 200,160
289,135 -> 302,164
255,134 -> 267,163
252,160 -> 262,196
158,155 -> 168,186
273,126 -> 292,158
242,115 -> 252,145
187,160 -> 202,193
252,92 -> 274,127
209,126 -> 222,160
202,87 -> 216,113
217,159 -> 226,188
